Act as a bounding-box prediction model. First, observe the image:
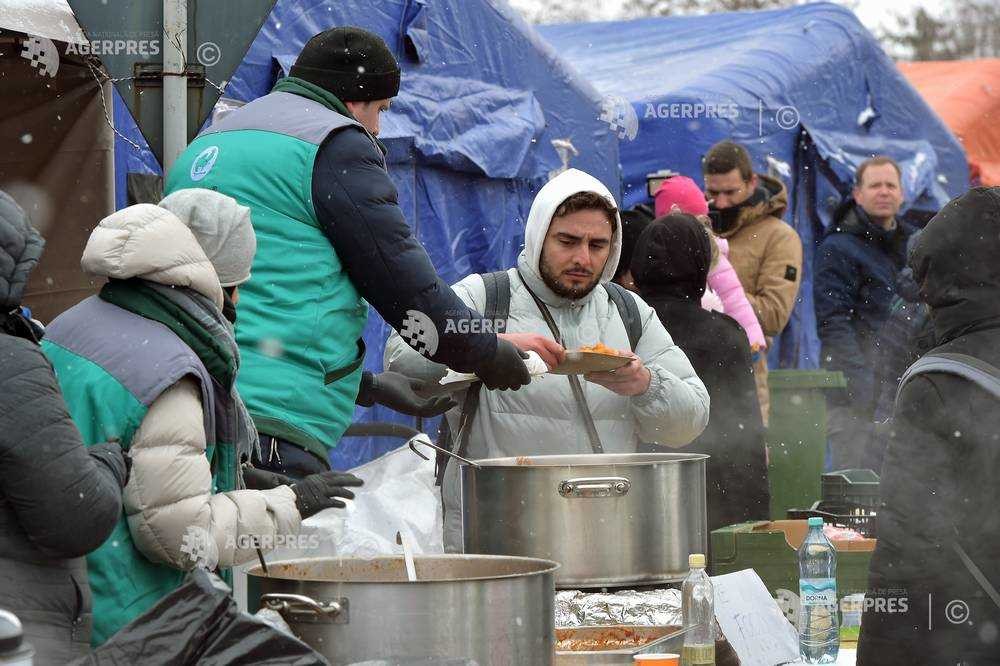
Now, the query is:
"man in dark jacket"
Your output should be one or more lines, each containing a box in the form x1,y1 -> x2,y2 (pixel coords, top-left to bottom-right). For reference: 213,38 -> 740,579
858,187 -> 1000,664
867,232 -> 936,472
164,27 -> 530,477
0,191 -> 128,661
814,156 -> 912,470
627,213 -> 769,531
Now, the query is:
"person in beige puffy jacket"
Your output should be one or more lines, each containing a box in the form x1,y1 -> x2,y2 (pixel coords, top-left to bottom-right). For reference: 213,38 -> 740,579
45,190 -> 361,641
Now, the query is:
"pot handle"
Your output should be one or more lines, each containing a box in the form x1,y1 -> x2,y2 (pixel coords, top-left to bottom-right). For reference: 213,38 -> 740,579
261,593 -> 349,624
558,476 -> 631,498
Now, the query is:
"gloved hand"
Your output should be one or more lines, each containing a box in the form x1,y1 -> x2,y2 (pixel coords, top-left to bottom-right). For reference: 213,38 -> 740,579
357,371 -> 458,416
89,440 -> 130,489
242,466 -> 294,491
474,338 -> 531,391
291,471 -> 364,519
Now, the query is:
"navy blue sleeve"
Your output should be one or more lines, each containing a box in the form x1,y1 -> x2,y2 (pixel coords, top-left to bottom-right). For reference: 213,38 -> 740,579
311,127 -> 497,373
813,235 -> 871,406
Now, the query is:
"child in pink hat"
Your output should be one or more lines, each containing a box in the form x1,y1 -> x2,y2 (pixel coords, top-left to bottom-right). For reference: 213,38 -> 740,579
654,177 -> 767,352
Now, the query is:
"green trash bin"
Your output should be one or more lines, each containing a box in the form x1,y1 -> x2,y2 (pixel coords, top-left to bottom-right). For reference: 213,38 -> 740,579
766,369 -> 846,520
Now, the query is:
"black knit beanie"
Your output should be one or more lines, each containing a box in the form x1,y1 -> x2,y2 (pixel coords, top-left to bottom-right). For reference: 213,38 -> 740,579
290,27 -> 401,102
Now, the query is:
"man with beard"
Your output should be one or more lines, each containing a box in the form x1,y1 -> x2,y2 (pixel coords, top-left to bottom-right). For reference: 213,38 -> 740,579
703,141 -> 802,425
385,169 -> 710,551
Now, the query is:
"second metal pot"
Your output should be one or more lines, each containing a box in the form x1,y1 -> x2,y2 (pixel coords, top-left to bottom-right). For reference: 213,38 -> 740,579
247,554 -> 558,665
462,453 -> 708,588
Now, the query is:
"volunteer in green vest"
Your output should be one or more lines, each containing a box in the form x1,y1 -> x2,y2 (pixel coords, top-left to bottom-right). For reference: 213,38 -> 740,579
43,192 -> 363,644
164,26 -> 532,479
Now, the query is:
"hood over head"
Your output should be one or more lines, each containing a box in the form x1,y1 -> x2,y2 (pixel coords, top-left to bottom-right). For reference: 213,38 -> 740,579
81,204 -> 224,308
911,187 -> 1000,345
0,190 -> 44,310
158,189 -> 256,287
632,213 -> 712,302
519,168 -> 622,297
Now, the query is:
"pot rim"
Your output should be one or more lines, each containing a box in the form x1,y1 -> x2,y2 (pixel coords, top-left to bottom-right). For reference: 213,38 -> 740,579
246,554 -> 561,583
468,452 -> 710,468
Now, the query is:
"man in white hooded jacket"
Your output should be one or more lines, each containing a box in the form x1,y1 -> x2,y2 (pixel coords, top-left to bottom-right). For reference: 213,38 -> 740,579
385,169 -> 710,550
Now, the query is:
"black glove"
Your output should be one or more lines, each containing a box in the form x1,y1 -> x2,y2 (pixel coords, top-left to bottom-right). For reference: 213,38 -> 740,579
89,440 -> 130,489
291,471 -> 364,519
474,338 -> 531,391
357,371 -> 458,417
242,466 -> 294,490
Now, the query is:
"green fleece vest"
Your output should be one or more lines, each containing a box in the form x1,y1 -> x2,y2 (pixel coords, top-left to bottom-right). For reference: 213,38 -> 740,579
163,91 -> 370,459
42,297 -> 234,645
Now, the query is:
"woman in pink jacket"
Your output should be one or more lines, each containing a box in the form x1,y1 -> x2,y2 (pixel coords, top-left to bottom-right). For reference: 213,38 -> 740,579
654,176 -> 767,352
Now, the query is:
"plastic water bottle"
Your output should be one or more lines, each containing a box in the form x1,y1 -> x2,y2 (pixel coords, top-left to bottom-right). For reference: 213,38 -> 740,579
681,553 -> 715,666
798,517 -> 839,663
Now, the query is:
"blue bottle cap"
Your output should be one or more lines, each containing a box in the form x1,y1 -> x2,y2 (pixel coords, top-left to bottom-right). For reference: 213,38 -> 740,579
807,517 -> 824,527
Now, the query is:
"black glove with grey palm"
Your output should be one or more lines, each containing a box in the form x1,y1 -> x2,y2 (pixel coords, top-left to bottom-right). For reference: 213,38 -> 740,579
356,370 -> 457,416
474,338 -> 531,390
291,471 -> 364,518
242,465 -> 294,491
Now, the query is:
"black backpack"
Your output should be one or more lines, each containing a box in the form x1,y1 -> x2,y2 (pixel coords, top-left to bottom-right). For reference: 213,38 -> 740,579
434,270 -> 642,485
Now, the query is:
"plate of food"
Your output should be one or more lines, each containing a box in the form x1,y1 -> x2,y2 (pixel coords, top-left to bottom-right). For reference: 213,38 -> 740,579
550,343 -> 632,375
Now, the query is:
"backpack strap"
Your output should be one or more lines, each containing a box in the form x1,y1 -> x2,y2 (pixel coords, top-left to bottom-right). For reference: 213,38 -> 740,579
896,352 -> 1000,406
434,270 -> 511,485
481,270 -> 511,333
604,282 -> 642,352
894,351 -> 1000,613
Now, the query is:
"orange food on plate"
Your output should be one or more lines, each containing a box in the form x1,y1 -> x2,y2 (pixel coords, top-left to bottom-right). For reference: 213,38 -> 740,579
578,342 -> 624,356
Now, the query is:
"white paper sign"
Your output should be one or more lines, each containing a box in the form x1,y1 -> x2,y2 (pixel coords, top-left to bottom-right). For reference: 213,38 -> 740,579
712,569 -> 800,666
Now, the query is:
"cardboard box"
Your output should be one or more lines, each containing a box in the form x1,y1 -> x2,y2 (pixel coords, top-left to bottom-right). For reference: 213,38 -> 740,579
711,520 -> 876,635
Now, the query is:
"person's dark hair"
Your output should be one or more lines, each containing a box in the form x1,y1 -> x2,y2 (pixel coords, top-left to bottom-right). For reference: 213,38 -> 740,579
615,205 -> 655,280
222,285 -> 237,299
856,156 -> 902,188
553,191 -> 619,227
703,140 -> 754,182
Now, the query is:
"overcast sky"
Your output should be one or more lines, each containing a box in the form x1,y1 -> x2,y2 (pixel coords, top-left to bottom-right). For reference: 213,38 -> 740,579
507,0 -> 938,36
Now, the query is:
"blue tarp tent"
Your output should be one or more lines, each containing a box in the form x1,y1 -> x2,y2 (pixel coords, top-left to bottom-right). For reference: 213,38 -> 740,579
540,2 -> 968,371
112,0 -> 620,469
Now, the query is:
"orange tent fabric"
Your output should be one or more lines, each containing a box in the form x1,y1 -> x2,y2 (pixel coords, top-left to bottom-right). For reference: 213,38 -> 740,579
898,59 -> 1000,186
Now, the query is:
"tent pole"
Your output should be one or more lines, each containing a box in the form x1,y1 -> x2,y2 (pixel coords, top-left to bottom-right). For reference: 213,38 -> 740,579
162,0 -> 187,173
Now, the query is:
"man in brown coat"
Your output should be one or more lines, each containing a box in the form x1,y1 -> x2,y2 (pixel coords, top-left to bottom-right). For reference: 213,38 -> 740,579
703,140 -> 803,425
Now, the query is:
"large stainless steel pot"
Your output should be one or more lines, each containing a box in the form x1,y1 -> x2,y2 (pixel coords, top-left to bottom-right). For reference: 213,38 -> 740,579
247,554 -> 558,665
462,453 -> 707,588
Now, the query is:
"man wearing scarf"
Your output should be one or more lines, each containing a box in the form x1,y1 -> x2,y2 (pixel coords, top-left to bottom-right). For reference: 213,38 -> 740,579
42,192 -> 362,645
703,140 -> 803,426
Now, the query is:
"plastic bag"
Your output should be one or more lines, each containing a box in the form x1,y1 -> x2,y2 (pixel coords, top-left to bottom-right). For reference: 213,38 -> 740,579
69,569 -> 328,665
268,441 -> 444,564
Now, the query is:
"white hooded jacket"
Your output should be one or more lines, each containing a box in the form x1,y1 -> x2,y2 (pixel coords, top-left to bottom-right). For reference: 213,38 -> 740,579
81,203 -> 300,569
384,169 -> 710,550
